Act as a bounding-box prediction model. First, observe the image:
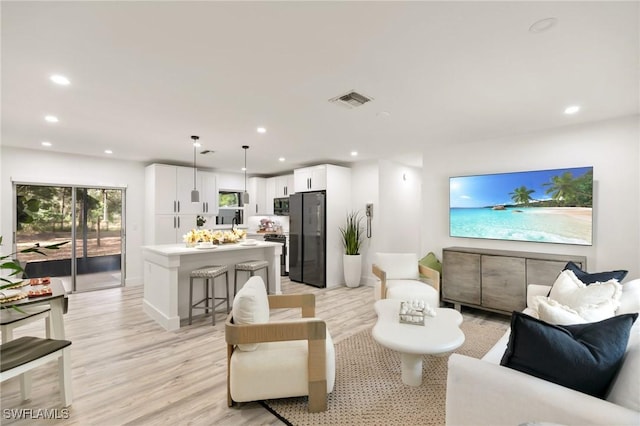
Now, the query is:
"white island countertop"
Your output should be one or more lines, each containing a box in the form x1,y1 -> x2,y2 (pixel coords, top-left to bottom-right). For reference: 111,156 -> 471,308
143,240 -> 280,255
142,240 -> 282,331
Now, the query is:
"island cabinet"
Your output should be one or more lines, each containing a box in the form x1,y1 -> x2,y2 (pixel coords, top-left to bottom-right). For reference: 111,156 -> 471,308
442,247 -> 587,315
142,242 -> 283,331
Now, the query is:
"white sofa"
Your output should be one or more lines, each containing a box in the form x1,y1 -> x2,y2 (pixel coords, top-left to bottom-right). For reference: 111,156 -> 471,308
446,278 -> 640,426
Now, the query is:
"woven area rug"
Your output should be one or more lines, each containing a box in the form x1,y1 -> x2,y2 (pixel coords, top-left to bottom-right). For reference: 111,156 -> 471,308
261,321 -> 507,426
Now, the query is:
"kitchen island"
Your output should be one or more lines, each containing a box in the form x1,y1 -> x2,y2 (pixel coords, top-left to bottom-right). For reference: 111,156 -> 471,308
142,241 -> 282,331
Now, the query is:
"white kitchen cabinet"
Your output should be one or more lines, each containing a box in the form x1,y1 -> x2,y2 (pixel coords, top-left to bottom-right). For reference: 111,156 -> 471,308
176,166 -> 201,215
275,174 -> 294,197
265,177 -> 276,215
152,214 -> 198,245
247,177 -> 267,216
147,163 -> 202,215
199,171 -> 218,215
145,163 -> 217,244
294,165 -> 327,192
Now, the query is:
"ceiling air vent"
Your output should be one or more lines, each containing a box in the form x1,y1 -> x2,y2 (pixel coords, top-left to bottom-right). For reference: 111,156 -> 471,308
329,90 -> 374,109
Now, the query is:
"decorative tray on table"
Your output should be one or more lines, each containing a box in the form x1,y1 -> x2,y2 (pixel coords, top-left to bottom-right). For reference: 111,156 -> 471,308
29,277 -> 51,285
27,285 -> 52,298
0,289 -> 28,304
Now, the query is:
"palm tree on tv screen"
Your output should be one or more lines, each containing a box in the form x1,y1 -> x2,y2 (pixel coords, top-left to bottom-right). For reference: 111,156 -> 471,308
509,186 -> 535,205
543,171 -> 592,207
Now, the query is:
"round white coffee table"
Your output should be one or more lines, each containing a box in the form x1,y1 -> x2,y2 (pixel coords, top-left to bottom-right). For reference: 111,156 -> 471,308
372,298 -> 465,386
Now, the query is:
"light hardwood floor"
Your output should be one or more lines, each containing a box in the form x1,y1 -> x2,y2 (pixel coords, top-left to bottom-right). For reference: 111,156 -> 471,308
0,278 -> 508,425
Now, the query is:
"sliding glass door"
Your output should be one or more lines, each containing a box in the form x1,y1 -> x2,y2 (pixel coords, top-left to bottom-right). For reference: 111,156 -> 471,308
74,187 -> 125,291
15,184 -> 125,292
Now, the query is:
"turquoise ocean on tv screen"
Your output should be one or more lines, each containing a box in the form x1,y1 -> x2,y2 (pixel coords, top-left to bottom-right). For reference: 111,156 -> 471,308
449,207 -> 592,245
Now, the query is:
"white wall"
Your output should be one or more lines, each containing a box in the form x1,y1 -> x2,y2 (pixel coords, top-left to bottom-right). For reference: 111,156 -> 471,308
379,160 -> 422,254
350,161 -> 380,284
0,146 -> 146,285
351,159 -> 422,285
421,116 -> 640,279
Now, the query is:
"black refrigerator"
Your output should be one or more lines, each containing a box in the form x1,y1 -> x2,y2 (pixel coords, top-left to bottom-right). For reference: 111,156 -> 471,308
289,191 -> 326,288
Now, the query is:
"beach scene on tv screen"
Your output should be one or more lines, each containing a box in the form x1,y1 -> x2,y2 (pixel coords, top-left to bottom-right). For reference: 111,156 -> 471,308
450,167 -> 593,245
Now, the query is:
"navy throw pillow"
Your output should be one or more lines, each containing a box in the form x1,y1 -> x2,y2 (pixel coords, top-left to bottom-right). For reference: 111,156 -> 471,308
500,312 -> 638,398
564,261 -> 628,284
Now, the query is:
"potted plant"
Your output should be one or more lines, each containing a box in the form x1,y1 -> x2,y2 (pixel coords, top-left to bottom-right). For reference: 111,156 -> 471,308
339,211 -> 364,288
1,236 -> 67,310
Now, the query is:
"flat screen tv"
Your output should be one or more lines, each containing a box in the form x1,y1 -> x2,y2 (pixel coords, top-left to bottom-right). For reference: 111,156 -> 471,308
449,166 -> 593,245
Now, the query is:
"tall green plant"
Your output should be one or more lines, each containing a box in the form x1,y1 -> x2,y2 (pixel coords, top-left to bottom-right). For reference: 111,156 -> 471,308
339,211 -> 364,255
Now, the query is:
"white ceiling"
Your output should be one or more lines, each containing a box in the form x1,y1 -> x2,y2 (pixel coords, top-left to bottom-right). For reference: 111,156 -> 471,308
2,1 -> 638,176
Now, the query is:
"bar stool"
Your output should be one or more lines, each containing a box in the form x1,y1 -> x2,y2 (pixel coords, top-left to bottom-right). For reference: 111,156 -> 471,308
234,260 -> 270,295
189,265 -> 229,326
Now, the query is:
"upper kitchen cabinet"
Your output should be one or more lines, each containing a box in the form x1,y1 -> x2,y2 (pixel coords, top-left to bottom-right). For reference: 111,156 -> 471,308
199,171 -> 218,215
147,164 -> 196,215
264,178 -> 276,215
145,164 -> 219,244
294,166 -> 327,192
247,177 -> 267,216
275,174 -> 294,197
146,164 -> 217,215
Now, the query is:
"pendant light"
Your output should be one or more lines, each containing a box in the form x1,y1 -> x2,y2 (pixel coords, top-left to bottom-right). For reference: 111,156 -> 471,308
190,135 -> 200,203
242,145 -> 250,204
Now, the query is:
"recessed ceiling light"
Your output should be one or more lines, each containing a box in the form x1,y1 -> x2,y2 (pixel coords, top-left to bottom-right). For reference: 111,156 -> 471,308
279,157 -> 285,162
45,115 -> 59,123
104,149 -> 113,154
41,141 -> 52,147
257,127 -> 266,134
564,105 -> 580,115
50,74 -> 70,86
351,151 -> 358,157
241,167 -> 247,171
529,17 -> 558,34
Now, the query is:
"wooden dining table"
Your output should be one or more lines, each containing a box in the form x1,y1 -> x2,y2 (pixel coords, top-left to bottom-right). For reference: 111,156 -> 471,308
0,279 -> 67,342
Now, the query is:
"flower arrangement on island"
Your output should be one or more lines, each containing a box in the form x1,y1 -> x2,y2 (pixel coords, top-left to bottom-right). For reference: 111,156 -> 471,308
183,228 -> 246,246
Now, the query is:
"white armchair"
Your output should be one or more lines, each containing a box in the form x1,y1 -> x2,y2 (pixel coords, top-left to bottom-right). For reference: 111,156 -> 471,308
372,252 -> 440,308
225,276 -> 336,412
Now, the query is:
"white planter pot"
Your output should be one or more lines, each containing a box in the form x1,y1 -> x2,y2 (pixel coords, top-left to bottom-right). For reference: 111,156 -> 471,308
343,254 -> 362,288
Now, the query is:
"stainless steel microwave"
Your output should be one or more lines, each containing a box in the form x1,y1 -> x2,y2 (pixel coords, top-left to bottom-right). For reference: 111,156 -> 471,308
273,197 -> 289,216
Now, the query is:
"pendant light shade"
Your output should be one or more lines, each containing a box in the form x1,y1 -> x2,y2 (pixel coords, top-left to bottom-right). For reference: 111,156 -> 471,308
242,145 -> 250,205
191,135 -> 200,203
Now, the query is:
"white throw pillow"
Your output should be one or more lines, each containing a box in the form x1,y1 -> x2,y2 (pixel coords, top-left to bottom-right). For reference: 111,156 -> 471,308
232,276 -> 270,351
618,279 -> 640,315
537,296 -> 618,325
548,270 -> 622,311
375,253 -> 419,280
